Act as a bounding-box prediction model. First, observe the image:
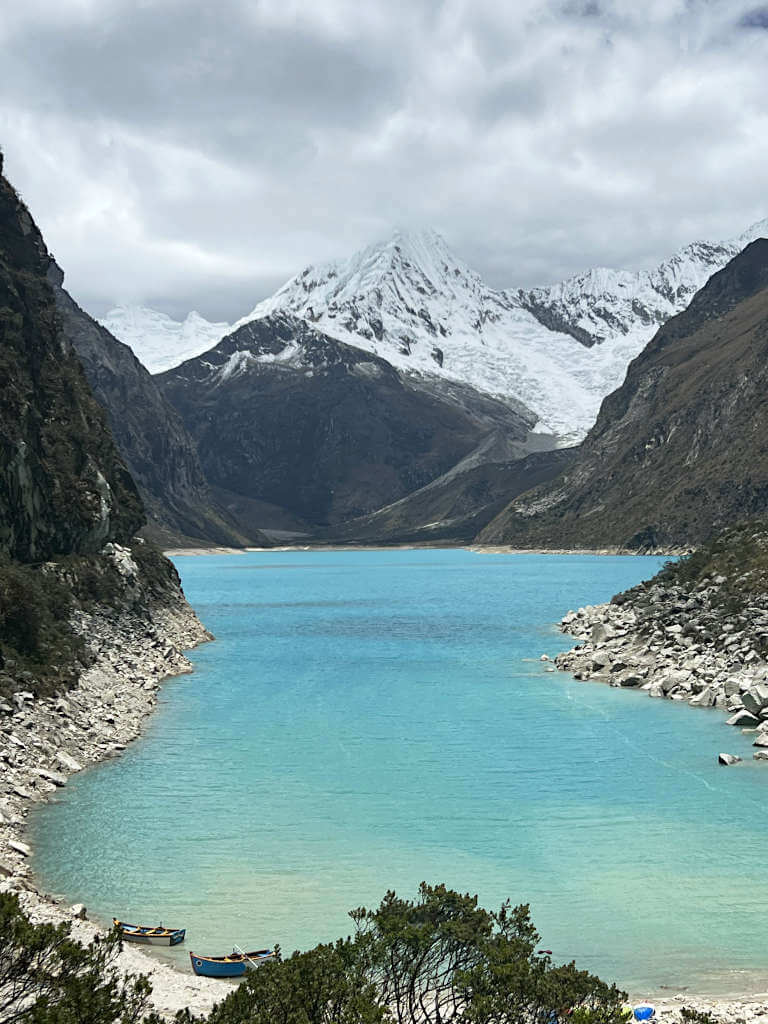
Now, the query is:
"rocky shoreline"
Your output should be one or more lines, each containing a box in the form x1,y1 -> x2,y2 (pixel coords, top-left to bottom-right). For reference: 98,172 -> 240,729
0,558 -> 225,1017
554,572 -> 768,767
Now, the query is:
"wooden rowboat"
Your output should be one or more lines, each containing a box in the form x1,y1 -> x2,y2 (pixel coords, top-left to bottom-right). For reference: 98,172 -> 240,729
189,949 -> 276,978
113,919 -> 186,946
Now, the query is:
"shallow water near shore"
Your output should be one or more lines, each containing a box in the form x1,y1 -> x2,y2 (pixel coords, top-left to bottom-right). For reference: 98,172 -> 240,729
30,550 -> 768,996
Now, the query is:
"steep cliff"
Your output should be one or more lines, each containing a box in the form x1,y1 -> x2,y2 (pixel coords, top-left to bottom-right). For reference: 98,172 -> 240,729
478,240 -> 768,550
0,166 -> 208,701
48,264 -> 263,549
0,174 -> 143,562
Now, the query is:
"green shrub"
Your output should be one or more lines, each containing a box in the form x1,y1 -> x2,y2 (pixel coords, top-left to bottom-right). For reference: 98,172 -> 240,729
203,883 -> 627,1024
0,892 -> 157,1024
0,555 -> 85,698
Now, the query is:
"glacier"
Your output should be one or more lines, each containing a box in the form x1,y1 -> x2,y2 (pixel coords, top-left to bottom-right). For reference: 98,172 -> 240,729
99,218 -> 768,442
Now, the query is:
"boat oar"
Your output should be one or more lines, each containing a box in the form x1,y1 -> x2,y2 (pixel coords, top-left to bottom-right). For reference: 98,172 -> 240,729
233,944 -> 261,969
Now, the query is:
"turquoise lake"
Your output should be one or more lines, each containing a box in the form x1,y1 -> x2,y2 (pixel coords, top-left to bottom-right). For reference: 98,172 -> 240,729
30,550 -> 768,996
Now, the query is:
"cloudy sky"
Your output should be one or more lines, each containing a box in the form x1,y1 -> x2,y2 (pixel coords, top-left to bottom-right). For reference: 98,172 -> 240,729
1,0 -> 767,321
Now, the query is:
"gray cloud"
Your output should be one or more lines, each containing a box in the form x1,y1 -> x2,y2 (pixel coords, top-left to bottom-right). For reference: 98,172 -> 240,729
1,0 -> 767,321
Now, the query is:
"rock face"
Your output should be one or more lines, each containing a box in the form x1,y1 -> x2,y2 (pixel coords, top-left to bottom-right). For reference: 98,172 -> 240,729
479,239 -> 768,550
48,264 -> 262,549
157,313 -> 546,531
553,523 -> 768,759
0,173 -> 143,561
0,164 -> 210,696
325,446 -> 577,545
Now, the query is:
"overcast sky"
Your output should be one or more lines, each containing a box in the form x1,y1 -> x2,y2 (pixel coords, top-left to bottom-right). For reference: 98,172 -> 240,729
1,0 -> 767,321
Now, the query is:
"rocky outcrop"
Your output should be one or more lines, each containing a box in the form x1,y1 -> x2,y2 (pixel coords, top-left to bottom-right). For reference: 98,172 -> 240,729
0,543 -> 209,886
554,523 -> 768,759
479,239 -> 768,550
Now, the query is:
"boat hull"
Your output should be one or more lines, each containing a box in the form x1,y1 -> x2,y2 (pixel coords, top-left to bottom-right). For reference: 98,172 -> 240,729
189,951 -> 275,978
124,932 -> 185,947
114,920 -> 185,946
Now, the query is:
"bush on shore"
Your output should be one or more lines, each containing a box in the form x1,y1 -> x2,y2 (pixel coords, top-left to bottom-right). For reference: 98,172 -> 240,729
1,886 -> 630,1024
0,892 -> 157,1024
0,555 -> 84,699
200,883 -> 629,1024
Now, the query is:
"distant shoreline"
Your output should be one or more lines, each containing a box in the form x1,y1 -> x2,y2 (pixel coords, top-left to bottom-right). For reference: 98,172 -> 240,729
165,544 -> 687,557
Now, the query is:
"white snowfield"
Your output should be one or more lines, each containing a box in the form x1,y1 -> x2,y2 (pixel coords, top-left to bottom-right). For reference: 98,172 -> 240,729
100,306 -> 231,374
100,219 -> 768,442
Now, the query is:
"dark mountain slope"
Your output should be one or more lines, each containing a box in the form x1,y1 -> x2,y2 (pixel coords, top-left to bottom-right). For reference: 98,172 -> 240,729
325,442 -> 576,545
47,264 -> 264,549
478,239 -> 768,550
0,173 -> 143,562
157,314 -> 540,530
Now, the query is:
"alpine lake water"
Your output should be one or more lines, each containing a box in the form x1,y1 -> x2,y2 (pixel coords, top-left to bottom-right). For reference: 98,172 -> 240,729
30,550 -> 768,997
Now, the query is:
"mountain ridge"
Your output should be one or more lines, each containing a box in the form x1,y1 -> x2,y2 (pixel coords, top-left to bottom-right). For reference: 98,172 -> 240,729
478,238 -> 768,550
101,218 -> 767,443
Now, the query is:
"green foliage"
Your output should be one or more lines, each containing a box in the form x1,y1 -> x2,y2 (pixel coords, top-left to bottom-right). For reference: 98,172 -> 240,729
679,1008 -> 720,1024
655,521 -> 768,599
0,892 -> 156,1024
206,883 -> 628,1024
204,941 -> 386,1024
0,555 -> 84,698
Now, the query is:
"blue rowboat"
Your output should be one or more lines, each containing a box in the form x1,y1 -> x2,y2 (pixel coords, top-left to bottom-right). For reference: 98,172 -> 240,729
114,919 -> 186,946
189,949 -> 276,978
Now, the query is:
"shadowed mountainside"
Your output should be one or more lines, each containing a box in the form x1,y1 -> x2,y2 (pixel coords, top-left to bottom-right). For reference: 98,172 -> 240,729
0,172 -> 143,562
156,313 -> 550,533
47,264 -> 266,550
478,239 -> 768,550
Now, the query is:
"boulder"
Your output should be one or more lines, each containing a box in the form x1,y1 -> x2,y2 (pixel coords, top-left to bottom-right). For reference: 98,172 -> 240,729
753,734 -> 768,747
591,623 -> 613,644
741,684 -> 768,715
36,769 -> 67,787
70,904 -> 87,920
56,752 -> 82,772
616,671 -> 644,688
689,686 -> 715,707
754,750 -> 768,761
718,753 -> 742,766
9,841 -> 31,857
726,710 -> 760,728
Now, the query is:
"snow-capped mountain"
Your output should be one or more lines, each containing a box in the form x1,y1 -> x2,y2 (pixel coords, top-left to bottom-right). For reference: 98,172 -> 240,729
99,306 -> 231,373
514,219 -> 768,348
101,219 -> 768,442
